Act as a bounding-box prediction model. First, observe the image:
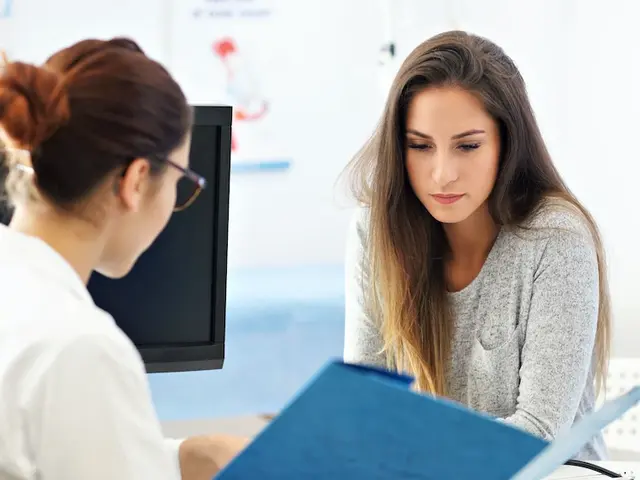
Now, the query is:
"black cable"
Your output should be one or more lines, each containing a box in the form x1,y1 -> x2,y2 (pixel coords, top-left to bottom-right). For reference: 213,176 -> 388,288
564,459 -> 623,477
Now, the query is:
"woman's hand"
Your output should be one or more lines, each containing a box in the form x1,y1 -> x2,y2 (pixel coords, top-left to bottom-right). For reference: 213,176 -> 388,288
178,434 -> 250,480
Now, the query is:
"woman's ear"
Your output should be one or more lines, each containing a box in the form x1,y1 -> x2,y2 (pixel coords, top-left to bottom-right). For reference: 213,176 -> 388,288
117,158 -> 152,213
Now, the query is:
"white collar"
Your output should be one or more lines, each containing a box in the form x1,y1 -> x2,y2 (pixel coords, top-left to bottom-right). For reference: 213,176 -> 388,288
0,224 -> 94,304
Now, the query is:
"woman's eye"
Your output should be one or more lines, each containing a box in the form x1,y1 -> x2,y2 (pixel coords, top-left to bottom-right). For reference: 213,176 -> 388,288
407,143 -> 431,151
458,143 -> 480,152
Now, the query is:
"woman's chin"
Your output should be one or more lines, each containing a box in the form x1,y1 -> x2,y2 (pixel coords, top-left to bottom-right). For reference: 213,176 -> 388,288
425,201 -> 473,225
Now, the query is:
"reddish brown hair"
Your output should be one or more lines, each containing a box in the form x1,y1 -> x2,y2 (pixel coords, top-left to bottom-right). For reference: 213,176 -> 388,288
0,37 -> 191,208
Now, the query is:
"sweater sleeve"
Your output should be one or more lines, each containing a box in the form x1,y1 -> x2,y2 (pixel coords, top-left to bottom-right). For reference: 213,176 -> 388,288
343,207 -> 387,368
502,225 -> 600,440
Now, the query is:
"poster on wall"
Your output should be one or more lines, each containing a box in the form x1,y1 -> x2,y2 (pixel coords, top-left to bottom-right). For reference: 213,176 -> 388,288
169,0 -> 292,174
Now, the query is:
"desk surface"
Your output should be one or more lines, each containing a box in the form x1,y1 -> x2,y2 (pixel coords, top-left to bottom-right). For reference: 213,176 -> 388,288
548,462 -> 638,479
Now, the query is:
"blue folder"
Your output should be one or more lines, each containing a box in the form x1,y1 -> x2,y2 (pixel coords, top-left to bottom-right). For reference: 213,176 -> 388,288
215,361 -> 640,479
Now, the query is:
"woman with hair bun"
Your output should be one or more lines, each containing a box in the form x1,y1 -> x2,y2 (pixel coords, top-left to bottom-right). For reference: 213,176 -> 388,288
0,39 -> 246,479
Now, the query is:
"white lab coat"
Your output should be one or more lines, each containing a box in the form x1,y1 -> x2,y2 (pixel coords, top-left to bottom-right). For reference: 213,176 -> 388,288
0,224 -> 183,479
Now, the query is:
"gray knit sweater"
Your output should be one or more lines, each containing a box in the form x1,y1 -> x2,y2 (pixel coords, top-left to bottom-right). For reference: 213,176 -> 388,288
343,201 -> 607,460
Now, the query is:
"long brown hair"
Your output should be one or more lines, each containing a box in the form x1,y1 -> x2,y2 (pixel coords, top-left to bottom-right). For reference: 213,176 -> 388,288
345,31 -> 611,396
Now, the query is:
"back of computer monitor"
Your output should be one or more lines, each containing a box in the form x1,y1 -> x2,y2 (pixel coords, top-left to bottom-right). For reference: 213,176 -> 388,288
88,105 -> 232,373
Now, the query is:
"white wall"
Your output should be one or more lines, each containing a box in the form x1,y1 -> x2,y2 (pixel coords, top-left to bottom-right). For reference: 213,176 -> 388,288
565,0 -> 640,357
1,0 -> 168,63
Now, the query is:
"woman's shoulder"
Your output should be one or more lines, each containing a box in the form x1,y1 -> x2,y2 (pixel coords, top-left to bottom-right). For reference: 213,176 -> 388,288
520,196 -> 595,242
506,197 -> 599,271
35,302 -> 139,367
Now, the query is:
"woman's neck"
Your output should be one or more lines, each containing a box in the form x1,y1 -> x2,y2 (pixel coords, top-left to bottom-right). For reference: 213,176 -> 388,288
443,204 -> 499,263
10,206 -> 103,284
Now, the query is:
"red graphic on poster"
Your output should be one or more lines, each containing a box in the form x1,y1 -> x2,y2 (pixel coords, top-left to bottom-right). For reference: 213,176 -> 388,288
213,37 -> 269,151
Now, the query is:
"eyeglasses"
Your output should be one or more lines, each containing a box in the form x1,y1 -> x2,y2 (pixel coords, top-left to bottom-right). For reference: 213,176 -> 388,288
163,159 -> 207,212
116,155 -> 208,212
127,156 -> 207,212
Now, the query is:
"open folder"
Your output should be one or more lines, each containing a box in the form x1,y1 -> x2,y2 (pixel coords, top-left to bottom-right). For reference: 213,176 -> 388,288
215,361 -> 640,479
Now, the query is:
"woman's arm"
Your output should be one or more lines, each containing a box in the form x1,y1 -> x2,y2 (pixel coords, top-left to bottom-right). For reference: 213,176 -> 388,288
502,226 -> 600,440
343,208 -> 387,368
177,435 -> 249,480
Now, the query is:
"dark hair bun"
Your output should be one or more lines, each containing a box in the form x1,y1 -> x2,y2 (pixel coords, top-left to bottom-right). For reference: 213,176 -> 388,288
0,61 -> 70,152
0,37 -> 189,208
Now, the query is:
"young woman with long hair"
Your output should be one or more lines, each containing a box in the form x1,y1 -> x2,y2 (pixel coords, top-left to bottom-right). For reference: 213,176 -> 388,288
344,30 -> 611,460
